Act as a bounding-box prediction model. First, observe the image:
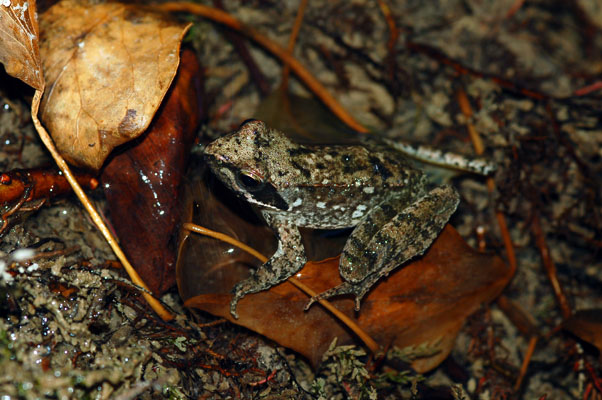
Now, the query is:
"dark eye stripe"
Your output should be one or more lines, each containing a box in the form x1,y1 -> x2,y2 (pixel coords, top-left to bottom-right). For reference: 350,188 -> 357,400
248,183 -> 289,211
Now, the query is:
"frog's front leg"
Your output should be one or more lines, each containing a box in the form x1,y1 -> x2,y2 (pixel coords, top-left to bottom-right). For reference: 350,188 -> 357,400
230,213 -> 306,318
305,185 -> 459,311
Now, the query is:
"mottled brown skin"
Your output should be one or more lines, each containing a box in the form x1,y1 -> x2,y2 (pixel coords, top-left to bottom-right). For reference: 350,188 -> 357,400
101,49 -> 204,294
205,120 -> 460,318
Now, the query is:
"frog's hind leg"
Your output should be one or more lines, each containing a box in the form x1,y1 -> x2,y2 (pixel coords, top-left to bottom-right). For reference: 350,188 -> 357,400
305,185 -> 459,311
230,217 -> 306,319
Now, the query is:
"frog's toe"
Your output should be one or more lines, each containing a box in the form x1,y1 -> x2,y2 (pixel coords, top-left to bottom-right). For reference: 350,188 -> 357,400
303,296 -> 319,311
229,299 -> 240,319
303,282 -> 365,311
304,290 -> 332,311
229,292 -> 243,319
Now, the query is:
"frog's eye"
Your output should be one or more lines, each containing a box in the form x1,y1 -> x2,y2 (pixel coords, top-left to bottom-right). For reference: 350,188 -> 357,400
236,171 -> 264,192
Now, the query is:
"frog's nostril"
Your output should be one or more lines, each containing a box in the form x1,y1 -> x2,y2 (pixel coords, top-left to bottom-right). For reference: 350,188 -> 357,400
204,152 -> 228,165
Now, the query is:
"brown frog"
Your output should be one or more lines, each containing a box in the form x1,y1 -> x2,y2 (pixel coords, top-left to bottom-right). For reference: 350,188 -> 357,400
204,120 -> 472,318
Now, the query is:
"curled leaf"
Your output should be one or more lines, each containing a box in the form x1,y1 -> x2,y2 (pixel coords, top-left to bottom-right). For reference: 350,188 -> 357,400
38,0 -> 191,170
0,0 -> 44,89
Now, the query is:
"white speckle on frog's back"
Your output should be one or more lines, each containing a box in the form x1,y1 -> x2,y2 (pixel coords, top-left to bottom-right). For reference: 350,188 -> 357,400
351,204 -> 368,219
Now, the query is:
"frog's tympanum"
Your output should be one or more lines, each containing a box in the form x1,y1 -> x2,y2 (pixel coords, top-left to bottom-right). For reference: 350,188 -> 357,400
204,120 -> 461,318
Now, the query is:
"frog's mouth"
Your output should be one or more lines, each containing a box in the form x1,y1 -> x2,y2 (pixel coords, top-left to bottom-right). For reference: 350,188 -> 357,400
232,170 -> 289,212
242,183 -> 289,212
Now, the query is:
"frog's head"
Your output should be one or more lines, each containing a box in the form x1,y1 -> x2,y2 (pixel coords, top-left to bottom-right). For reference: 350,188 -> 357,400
204,120 -> 294,211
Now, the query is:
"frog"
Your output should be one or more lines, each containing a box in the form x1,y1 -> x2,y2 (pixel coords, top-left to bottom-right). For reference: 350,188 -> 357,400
204,120 -> 482,318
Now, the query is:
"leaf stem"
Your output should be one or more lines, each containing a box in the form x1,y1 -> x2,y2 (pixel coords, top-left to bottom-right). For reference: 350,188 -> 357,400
456,87 -> 517,277
32,90 -> 174,322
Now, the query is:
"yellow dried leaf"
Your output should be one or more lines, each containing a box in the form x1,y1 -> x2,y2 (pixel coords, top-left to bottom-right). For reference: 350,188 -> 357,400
38,0 -> 191,170
0,0 -> 44,90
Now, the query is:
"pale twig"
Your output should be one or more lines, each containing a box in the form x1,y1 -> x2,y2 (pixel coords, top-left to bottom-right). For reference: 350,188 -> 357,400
31,90 -> 173,322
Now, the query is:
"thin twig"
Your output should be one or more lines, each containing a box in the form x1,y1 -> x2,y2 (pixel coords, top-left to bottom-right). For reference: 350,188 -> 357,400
182,222 -> 381,354
157,2 -> 369,133
574,81 -> 602,96
31,90 -> 174,322
30,246 -> 80,261
495,295 -> 538,338
505,0 -> 526,19
212,0 -> 271,97
457,87 -> 539,392
281,0 -> 308,87
182,222 -> 266,262
0,168 -> 98,204
0,185 -> 30,235
456,87 -> 517,277
409,42 -> 547,100
376,0 -> 399,89
514,335 -> 538,391
531,213 -> 572,319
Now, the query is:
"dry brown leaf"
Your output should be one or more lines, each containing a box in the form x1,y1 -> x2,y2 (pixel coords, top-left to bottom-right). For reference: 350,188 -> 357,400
0,0 -> 44,89
38,0 -> 191,170
184,225 -> 512,371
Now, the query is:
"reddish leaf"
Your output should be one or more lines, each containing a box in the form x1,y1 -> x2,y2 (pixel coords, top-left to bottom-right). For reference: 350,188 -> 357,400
183,225 -> 512,371
101,49 -> 204,294
38,0 -> 191,170
0,0 -> 44,90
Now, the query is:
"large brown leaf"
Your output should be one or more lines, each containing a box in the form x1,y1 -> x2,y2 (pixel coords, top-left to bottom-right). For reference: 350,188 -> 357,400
38,0 -> 191,170
183,225 -> 512,372
0,0 -> 44,90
